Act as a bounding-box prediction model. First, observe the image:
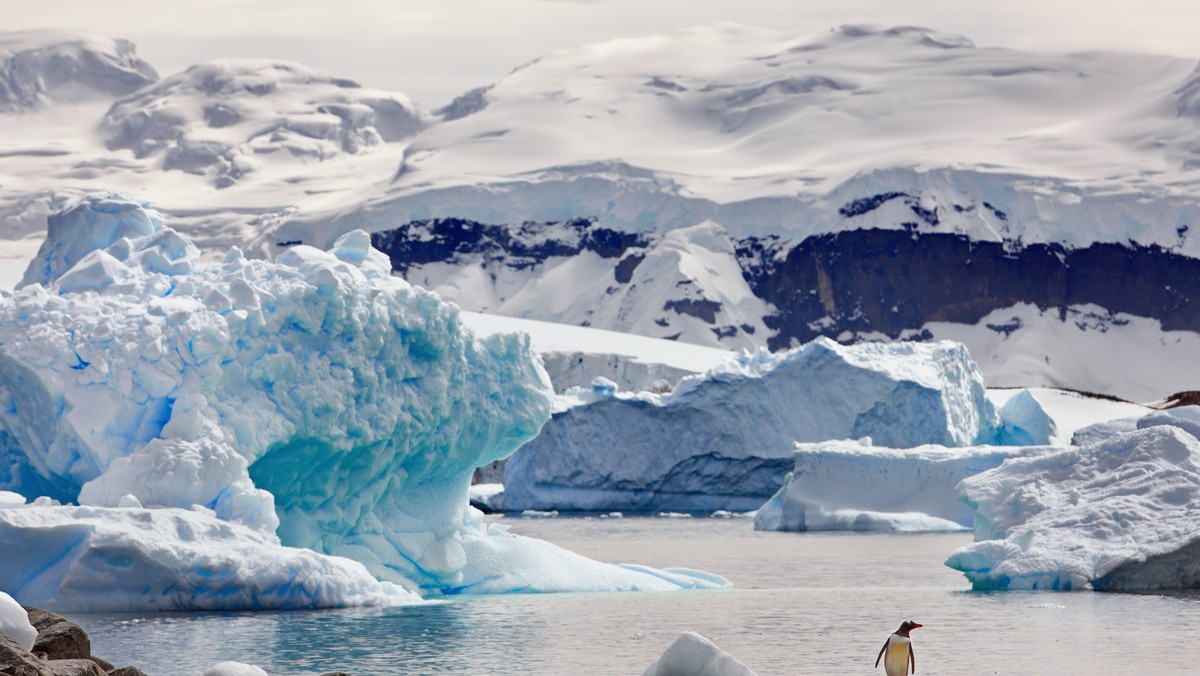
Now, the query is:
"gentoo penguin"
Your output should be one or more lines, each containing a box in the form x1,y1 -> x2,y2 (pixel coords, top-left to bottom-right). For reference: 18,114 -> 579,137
875,620 -> 922,676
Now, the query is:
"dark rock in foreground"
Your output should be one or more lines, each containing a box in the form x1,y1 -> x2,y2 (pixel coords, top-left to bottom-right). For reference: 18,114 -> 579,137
0,608 -> 145,676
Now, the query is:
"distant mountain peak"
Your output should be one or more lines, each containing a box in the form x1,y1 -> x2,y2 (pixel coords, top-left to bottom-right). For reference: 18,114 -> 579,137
0,29 -> 158,112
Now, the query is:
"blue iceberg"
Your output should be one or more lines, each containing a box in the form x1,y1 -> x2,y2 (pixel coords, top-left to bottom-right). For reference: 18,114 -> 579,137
0,192 -> 724,611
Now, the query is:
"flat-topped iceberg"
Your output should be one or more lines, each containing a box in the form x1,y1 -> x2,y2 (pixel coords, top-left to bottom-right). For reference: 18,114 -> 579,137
0,192 -> 724,610
0,499 -> 419,612
503,339 -> 1001,513
753,439 -> 1052,533
946,416 -> 1200,591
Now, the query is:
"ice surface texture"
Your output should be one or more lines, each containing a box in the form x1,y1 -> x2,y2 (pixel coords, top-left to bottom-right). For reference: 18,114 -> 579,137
0,192 -> 728,608
0,501 -> 418,612
0,30 -> 158,112
947,410 -> 1200,591
101,60 -> 426,187
504,338 -> 999,512
0,590 -> 36,651
641,632 -> 758,676
753,439 -> 1052,533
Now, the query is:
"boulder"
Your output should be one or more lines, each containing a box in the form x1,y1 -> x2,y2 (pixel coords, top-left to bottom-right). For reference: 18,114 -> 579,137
24,608 -> 91,661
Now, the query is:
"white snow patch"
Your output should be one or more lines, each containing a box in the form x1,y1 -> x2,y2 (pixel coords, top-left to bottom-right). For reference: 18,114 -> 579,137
0,590 -> 36,652
928,304 -> 1200,402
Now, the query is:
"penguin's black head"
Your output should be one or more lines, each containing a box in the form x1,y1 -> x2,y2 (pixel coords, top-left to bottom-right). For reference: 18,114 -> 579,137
897,620 -> 922,636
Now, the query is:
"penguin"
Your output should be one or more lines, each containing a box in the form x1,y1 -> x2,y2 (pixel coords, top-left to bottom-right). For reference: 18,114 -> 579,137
875,620 -> 922,676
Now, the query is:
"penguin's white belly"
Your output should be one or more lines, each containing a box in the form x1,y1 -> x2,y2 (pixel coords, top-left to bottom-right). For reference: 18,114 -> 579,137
884,635 -> 912,676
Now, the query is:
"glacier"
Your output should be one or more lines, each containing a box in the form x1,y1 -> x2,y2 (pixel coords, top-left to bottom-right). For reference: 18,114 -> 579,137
0,191 -> 724,611
946,409 -> 1200,591
502,338 -> 1001,513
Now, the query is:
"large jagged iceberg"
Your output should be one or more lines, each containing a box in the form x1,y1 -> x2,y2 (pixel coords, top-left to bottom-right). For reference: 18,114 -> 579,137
946,410 -> 1200,591
0,192 -> 723,610
503,339 -> 1000,512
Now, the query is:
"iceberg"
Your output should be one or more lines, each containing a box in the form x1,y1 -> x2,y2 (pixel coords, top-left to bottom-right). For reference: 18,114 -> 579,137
0,192 -> 723,610
0,590 -> 35,652
503,339 -> 1000,513
204,663 -> 268,676
641,632 -> 759,676
0,499 -> 418,612
946,418 -> 1200,591
753,439 -> 1051,533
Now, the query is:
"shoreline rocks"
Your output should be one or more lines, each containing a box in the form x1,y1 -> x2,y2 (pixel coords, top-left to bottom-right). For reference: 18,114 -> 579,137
0,607 -> 145,676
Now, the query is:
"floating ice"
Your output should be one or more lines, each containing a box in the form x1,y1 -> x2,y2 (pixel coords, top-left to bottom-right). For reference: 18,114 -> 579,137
641,632 -> 758,676
0,502 -> 419,612
0,192 -> 724,610
0,590 -> 36,651
504,338 -> 1000,513
946,423 -> 1200,591
753,439 -> 1049,532
203,662 -> 268,676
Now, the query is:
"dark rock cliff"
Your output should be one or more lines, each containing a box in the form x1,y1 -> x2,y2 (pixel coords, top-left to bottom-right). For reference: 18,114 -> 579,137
369,216 -> 1200,350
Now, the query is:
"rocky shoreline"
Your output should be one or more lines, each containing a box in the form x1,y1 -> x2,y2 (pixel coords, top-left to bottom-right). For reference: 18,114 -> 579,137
0,607 -> 145,676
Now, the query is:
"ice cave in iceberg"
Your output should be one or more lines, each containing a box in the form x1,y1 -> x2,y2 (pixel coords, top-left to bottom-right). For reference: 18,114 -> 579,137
0,192 -> 724,611
946,411 -> 1200,591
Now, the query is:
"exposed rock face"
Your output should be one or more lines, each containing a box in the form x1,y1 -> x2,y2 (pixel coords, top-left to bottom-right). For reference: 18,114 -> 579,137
371,216 -> 1200,355
0,608 -> 146,676
25,608 -> 90,661
0,631 -> 54,676
744,229 -> 1200,349
370,216 -> 648,274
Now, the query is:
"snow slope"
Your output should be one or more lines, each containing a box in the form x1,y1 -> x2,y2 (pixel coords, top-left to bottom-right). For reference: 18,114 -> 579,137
0,30 -> 157,112
101,60 -> 426,189
281,23 -> 1200,251
928,304 -> 1200,402
461,308 -> 733,391
403,220 -> 772,350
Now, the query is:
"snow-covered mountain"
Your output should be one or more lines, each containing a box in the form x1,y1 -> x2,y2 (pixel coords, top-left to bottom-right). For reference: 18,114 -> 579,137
0,30 -> 158,112
4,26 -> 1200,398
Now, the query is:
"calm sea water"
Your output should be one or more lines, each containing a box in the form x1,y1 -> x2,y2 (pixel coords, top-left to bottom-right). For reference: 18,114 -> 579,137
73,516 -> 1199,675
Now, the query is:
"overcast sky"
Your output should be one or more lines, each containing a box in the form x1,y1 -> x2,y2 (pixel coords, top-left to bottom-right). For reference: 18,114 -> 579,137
9,0 -> 1200,107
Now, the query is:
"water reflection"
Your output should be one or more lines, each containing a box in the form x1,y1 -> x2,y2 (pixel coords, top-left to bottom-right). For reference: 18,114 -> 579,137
69,518 -> 1200,676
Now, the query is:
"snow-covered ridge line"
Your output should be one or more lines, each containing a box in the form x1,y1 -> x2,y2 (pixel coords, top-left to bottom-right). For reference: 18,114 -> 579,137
0,30 -> 158,112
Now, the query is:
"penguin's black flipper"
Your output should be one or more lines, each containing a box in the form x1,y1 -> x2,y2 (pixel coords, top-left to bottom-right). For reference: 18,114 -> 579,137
875,640 -> 888,668
910,644 -> 916,674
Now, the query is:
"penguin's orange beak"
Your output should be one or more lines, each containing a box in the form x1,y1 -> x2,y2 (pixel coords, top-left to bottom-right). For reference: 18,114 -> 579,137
912,623 -> 923,629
